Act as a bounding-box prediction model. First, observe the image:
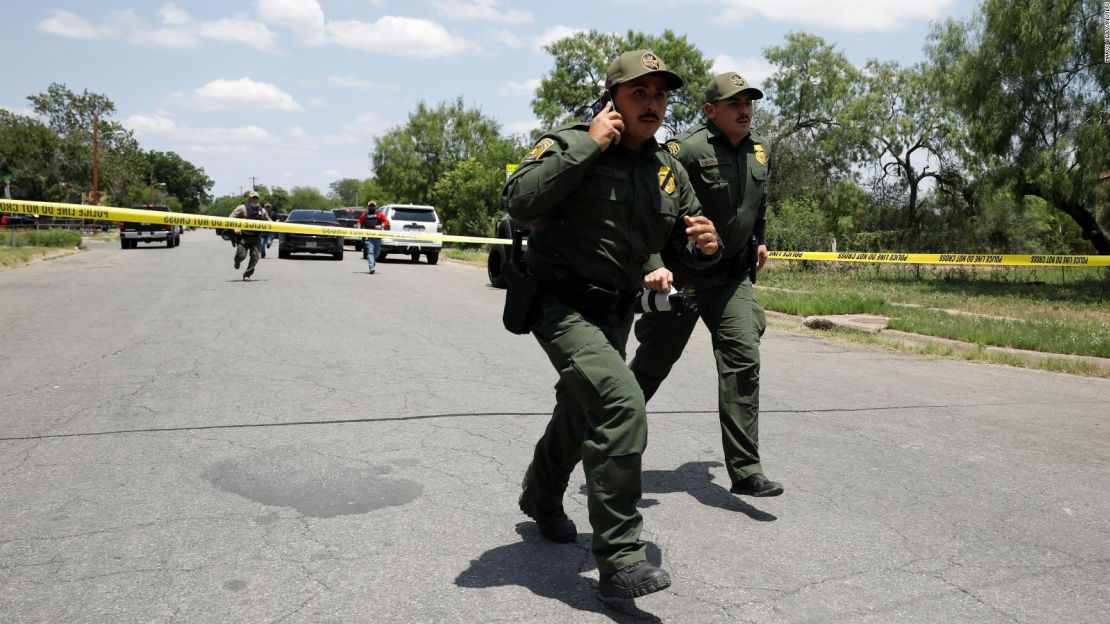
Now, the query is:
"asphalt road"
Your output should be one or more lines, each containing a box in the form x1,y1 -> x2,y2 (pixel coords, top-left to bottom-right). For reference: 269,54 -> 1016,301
1,232 -> 1107,623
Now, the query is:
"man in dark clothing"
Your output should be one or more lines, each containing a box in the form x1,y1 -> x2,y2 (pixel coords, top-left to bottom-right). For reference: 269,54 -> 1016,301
504,50 -> 721,600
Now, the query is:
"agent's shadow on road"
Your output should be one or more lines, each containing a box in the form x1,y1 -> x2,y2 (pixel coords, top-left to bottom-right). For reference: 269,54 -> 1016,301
456,524 -> 664,623
579,461 -> 776,522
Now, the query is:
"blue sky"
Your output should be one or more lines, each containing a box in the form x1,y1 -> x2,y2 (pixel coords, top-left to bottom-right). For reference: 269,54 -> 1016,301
2,0 -> 977,197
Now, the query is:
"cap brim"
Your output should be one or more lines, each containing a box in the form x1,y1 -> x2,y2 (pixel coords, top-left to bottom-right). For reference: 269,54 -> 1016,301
654,70 -> 684,90
715,86 -> 765,102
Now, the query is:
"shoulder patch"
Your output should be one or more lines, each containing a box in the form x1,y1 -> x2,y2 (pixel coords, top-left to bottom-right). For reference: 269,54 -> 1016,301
753,143 -> 767,165
523,138 -> 556,162
666,142 -> 680,157
658,166 -> 676,195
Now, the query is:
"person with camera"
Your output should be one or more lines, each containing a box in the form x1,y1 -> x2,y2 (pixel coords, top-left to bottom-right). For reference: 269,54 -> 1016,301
503,50 -> 721,600
228,190 -> 271,281
630,72 -> 782,498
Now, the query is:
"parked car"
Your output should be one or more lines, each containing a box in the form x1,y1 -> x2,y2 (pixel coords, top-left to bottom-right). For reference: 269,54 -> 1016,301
332,208 -> 364,251
378,204 -> 442,264
119,204 -> 182,248
0,213 -> 39,228
487,213 -> 532,288
278,209 -> 344,260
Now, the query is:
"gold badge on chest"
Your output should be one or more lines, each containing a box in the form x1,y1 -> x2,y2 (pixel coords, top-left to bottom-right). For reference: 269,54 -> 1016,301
753,144 -> 767,165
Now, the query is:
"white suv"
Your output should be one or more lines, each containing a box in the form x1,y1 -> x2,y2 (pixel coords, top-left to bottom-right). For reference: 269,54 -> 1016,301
378,204 -> 443,265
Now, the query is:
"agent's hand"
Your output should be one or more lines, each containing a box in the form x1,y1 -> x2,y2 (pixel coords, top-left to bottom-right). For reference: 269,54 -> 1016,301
233,229 -> 241,234
643,267 -> 673,292
756,244 -> 768,272
588,101 -> 624,150
684,215 -> 719,256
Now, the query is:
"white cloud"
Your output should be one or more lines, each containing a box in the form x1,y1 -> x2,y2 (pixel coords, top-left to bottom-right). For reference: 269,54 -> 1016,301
36,8 -> 276,51
159,3 -> 190,25
35,10 -> 106,39
431,1 -> 534,24
308,97 -> 327,107
196,17 -> 277,51
499,78 -> 541,96
123,113 -> 178,134
718,0 -> 958,31
488,29 -> 525,48
535,25 -> 584,51
321,169 -> 342,178
188,78 -> 304,112
125,113 -> 278,146
710,55 -> 775,87
327,16 -> 473,58
256,0 -> 327,45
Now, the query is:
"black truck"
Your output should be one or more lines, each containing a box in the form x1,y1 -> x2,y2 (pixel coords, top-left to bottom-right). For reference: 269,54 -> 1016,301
119,204 -> 181,249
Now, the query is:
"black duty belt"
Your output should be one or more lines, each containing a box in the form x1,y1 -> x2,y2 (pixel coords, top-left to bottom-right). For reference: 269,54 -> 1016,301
543,271 -> 636,327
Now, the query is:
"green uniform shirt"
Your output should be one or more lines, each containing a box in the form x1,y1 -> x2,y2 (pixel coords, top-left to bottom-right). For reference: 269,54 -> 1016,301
503,122 -> 716,292
646,123 -> 769,283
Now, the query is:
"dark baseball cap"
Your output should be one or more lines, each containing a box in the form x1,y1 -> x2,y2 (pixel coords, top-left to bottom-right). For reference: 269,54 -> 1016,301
705,72 -> 764,103
605,50 -> 684,90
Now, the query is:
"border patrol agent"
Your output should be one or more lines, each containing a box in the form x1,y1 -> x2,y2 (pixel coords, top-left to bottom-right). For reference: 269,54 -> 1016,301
630,72 -> 783,497
228,190 -> 272,281
504,50 -> 722,599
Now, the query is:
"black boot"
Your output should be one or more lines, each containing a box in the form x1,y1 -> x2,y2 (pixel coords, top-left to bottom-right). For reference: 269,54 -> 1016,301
599,562 -> 672,599
730,473 -> 784,497
519,495 -> 577,543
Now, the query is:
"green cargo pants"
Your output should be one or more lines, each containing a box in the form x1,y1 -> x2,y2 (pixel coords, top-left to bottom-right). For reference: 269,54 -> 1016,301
630,277 -> 767,485
521,293 -> 648,574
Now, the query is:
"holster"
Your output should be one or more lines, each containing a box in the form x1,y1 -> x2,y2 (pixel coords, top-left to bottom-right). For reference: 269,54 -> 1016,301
502,231 -> 543,335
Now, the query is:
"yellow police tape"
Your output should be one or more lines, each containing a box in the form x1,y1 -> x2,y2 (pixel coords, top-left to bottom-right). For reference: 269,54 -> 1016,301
2,198 -> 1106,266
767,250 -> 1108,267
0,198 -> 510,246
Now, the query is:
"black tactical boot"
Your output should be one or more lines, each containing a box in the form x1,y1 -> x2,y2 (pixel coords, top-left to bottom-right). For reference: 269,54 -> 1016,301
599,562 -> 672,599
730,473 -> 784,497
519,495 -> 577,543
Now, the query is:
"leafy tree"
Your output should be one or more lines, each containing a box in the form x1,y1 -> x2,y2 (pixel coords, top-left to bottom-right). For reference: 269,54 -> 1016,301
0,111 -> 64,201
431,158 -> 503,239
532,29 -> 713,135
287,186 -> 336,210
371,98 -> 505,205
928,0 -> 1110,253
843,61 -> 965,237
268,186 -> 289,212
357,178 -> 394,207
142,150 -> 214,213
328,178 -> 362,206
760,33 -> 865,214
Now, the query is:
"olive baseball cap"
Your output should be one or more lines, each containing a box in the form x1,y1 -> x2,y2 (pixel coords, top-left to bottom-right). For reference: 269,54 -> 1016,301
248,190 -> 260,199
605,50 -> 684,90
705,72 -> 764,103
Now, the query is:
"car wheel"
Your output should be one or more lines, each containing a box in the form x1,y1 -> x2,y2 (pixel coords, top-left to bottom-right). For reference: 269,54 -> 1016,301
487,247 -> 507,288
426,250 -> 439,265
166,237 -> 174,248
120,239 -> 128,250
410,252 -> 420,263
333,250 -> 344,261
279,246 -> 290,259
377,249 -> 386,261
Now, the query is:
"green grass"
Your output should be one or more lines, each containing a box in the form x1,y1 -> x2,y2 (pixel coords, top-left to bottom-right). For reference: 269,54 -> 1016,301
756,261 -> 1109,359
0,246 -> 77,268
887,308 -> 1109,358
442,245 -> 490,265
4,228 -> 84,248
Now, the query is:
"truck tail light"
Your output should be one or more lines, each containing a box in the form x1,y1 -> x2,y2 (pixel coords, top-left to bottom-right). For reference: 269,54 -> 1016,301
437,223 -> 443,233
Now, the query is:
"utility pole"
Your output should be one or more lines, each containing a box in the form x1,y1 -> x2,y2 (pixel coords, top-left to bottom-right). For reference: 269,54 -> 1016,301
91,112 -> 100,205
249,177 -> 259,191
